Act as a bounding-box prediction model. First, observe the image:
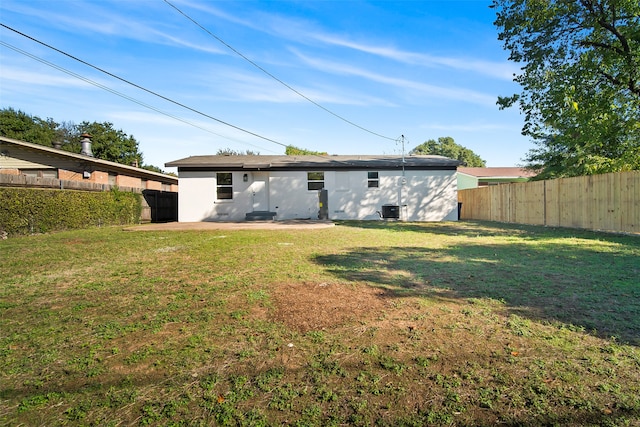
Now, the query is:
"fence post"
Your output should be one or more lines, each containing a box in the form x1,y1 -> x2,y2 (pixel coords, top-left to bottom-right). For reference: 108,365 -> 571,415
543,180 -> 546,227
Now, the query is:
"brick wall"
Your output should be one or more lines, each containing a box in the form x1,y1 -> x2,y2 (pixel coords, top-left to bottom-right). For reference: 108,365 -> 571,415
91,170 -> 109,184
0,169 -> 20,175
146,180 -> 162,191
116,175 -> 142,188
59,169 -> 83,181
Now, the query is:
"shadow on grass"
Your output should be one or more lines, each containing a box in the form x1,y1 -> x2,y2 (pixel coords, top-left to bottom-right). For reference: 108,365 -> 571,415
317,222 -> 640,345
335,219 -> 624,238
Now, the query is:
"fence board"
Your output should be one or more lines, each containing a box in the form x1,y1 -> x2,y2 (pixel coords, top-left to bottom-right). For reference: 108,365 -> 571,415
458,171 -> 639,234
0,173 -> 133,192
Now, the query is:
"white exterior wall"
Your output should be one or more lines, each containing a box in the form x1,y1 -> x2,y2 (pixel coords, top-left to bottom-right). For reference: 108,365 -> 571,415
178,171 -> 254,222
403,171 -> 459,221
270,172 -> 320,220
178,171 -> 213,222
326,170 -> 458,221
177,169 -> 458,222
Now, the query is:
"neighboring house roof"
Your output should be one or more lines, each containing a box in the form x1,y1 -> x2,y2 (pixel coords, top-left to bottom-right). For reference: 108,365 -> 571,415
457,167 -> 536,179
1,136 -> 178,184
166,154 -> 461,171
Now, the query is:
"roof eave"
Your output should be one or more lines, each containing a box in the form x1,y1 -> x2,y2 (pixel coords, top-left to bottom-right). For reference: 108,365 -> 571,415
166,155 -> 461,170
1,136 -> 178,184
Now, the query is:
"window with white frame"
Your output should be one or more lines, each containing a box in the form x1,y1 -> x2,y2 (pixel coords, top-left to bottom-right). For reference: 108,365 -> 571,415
307,172 -> 324,190
367,171 -> 379,188
216,172 -> 233,200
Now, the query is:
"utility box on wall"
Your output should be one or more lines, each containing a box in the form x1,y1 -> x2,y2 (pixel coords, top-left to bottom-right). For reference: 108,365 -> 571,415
318,189 -> 328,220
381,204 -> 400,219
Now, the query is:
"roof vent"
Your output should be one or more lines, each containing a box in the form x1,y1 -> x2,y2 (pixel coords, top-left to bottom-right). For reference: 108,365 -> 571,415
80,133 -> 93,157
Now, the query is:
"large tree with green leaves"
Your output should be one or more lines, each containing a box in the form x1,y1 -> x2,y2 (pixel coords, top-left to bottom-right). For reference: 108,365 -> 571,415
492,0 -> 640,178
410,137 -> 486,167
0,107 -> 61,146
0,108 -> 156,170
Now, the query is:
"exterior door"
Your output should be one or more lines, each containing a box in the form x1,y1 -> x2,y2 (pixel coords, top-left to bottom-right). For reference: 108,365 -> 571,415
251,173 -> 269,211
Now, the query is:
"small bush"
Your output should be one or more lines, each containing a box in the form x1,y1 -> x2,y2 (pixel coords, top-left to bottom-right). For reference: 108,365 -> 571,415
0,187 -> 141,235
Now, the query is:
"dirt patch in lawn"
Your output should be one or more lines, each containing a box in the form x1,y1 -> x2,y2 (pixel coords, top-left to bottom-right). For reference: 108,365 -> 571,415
270,282 -> 389,333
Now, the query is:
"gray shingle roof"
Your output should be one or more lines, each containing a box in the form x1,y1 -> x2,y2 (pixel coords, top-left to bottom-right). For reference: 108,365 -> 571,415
457,167 -> 537,178
165,154 -> 460,170
1,136 -> 178,183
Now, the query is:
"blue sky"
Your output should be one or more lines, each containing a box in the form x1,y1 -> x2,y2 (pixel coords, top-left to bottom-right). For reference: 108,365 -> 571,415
0,0 -> 531,172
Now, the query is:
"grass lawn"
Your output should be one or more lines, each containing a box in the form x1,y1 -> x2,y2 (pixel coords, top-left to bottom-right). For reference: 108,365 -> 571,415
1,220 -> 639,426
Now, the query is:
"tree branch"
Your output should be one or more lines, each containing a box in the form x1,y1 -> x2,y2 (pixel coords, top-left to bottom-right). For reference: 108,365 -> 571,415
579,40 -> 626,56
599,71 -> 640,97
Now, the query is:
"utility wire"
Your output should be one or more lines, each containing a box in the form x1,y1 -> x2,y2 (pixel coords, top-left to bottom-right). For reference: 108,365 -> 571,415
163,0 -> 397,142
0,40 -> 277,155
5,42 -> 277,155
0,23 -> 289,149
3,34 -> 407,164
0,25 -> 391,162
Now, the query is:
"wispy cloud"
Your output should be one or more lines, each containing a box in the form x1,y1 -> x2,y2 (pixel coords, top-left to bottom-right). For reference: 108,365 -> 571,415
107,110 -> 191,127
106,109 -> 280,154
0,65 -> 96,88
293,51 -> 497,106
419,122 -> 516,133
1,1 -> 224,55
167,0 -> 260,31
310,34 -> 518,81
198,4 -> 518,81
201,68 -> 394,107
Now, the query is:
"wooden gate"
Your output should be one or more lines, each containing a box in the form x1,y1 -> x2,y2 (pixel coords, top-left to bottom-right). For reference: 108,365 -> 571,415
142,190 -> 178,223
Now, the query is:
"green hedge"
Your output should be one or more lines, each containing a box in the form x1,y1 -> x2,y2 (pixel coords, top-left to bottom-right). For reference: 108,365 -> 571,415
0,187 -> 142,235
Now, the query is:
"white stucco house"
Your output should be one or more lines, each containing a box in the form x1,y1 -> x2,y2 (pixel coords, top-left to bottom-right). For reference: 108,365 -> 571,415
165,154 -> 461,222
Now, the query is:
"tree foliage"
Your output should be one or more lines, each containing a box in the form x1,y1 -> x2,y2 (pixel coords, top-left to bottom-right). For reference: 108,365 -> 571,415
216,148 -> 261,155
0,107 -> 165,171
74,121 -> 143,166
0,107 -> 61,146
285,145 -> 328,155
409,136 -> 486,167
492,0 -> 640,178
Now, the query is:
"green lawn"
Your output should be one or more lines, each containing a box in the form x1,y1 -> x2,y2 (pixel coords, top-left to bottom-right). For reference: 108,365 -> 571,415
1,221 -> 639,426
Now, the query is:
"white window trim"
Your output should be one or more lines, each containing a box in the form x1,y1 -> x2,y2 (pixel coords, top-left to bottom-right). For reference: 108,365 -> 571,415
307,171 -> 324,191
216,172 -> 234,201
367,171 -> 379,189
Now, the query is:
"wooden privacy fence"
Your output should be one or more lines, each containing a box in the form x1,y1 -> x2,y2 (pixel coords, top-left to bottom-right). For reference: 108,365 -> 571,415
458,171 -> 640,234
0,173 -> 138,192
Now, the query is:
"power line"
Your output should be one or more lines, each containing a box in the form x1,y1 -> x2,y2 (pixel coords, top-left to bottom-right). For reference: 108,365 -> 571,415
0,24 -> 399,163
0,23 -> 289,150
0,40 -> 278,155
8,45 -> 279,156
162,0 -> 397,142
